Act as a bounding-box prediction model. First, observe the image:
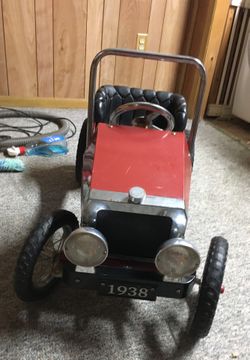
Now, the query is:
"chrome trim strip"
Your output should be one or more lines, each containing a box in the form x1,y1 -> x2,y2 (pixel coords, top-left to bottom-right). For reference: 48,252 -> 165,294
89,189 -> 185,210
82,199 -> 187,237
75,266 -> 95,274
81,189 -> 187,237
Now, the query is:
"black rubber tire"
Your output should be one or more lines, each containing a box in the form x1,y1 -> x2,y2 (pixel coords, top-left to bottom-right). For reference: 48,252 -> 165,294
75,120 -> 87,185
190,236 -> 228,338
14,210 -> 79,301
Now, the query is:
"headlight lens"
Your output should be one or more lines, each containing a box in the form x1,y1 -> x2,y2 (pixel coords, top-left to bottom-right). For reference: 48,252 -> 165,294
63,227 -> 108,267
155,238 -> 200,278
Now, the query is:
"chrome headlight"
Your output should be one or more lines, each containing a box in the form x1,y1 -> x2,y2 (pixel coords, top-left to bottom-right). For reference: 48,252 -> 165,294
155,238 -> 200,278
63,227 -> 108,267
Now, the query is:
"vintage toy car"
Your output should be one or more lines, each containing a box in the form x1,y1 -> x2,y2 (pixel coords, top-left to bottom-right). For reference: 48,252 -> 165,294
14,49 -> 228,338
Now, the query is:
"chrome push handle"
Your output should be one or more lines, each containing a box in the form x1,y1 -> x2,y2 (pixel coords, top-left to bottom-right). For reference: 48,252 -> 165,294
87,48 -> 206,156
109,102 -> 175,131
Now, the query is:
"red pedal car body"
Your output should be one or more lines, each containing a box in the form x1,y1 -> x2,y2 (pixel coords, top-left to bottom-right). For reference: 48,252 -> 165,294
14,49 -> 228,339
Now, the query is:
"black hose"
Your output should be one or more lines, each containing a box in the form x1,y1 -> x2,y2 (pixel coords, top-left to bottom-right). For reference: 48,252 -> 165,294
0,109 -> 70,151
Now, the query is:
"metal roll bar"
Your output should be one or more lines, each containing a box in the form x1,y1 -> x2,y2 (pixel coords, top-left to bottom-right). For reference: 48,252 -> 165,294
87,48 -> 206,157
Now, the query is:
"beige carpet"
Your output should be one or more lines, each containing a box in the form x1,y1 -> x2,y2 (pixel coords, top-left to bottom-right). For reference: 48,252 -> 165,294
0,109 -> 249,360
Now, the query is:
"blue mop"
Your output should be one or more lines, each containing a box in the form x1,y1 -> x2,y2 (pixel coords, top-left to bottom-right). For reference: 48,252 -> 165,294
0,159 -> 25,172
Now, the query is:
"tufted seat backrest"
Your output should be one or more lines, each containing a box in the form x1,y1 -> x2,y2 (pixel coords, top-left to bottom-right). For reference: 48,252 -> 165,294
94,85 -> 188,131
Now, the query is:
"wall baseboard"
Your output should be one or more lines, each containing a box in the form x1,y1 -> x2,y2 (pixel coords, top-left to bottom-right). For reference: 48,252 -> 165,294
0,96 -> 88,109
206,104 -> 232,117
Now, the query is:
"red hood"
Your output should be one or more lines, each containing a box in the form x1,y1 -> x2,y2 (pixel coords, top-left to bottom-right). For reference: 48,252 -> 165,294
90,123 -> 192,206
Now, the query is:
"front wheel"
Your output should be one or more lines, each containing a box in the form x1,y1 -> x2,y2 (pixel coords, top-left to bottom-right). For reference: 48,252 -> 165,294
14,210 -> 79,301
190,236 -> 228,338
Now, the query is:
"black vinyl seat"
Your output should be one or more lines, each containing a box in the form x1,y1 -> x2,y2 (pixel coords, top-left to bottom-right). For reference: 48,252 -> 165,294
94,85 -> 188,132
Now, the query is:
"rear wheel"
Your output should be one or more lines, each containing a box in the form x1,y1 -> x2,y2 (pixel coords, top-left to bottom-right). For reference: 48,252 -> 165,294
190,236 -> 228,338
75,120 -> 87,185
14,210 -> 79,301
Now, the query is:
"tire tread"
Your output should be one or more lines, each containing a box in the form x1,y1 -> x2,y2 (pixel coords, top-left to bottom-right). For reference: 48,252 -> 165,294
190,236 -> 228,338
14,210 -> 79,301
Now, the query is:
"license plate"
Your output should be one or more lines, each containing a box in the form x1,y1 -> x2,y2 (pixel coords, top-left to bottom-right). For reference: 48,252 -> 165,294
98,280 -> 156,301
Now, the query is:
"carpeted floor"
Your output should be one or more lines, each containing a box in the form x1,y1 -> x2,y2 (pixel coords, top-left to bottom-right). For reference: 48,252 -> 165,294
0,109 -> 249,360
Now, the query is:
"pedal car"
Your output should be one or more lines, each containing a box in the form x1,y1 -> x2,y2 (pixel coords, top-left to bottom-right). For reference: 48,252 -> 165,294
14,49 -> 228,338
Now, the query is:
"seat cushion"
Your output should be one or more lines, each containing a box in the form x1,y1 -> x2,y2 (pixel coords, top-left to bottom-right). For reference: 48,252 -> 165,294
94,85 -> 187,131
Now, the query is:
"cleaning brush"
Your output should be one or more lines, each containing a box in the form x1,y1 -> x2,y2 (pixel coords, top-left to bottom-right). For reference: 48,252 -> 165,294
0,159 -> 25,172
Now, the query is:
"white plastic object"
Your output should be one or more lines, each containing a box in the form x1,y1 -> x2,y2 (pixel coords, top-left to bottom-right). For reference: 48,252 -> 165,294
6,146 -> 22,157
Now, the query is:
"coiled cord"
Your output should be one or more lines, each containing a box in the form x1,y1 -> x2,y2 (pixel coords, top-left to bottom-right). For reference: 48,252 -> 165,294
0,107 -> 77,151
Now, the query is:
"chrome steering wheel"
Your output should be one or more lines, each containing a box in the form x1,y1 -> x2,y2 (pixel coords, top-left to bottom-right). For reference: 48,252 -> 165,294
109,102 -> 175,131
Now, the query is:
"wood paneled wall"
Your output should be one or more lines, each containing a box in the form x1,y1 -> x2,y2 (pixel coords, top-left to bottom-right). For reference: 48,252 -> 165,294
0,0 -> 230,113
0,0 -> 193,99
